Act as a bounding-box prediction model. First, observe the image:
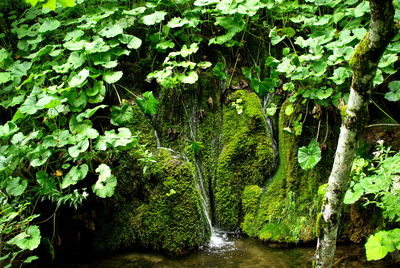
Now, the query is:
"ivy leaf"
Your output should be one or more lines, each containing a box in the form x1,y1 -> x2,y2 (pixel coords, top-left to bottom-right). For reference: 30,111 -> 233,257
92,164 -> 117,198
61,164 -> 89,189
38,18 -> 61,33
6,177 -> 28,196
136,91 -> 159,115
7,225 -> 41,251
103,71 -> 123,84
298,139 -> 321,170
111,103 -> 133,126
141,11 -> 167,25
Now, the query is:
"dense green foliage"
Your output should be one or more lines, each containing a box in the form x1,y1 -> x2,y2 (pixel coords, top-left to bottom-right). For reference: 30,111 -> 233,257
0,0 -> 399,265
345,142 -> 400,261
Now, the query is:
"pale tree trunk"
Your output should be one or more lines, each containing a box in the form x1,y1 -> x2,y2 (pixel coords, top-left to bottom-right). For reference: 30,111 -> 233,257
314,1 -> 396,267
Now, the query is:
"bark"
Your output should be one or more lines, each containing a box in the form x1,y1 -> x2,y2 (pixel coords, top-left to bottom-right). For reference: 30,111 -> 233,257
313,1 -> 396,267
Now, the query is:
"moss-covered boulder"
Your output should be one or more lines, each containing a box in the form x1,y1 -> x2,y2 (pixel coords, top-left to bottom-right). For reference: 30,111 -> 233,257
241,99 -> 333,243
94,149 -> 210,254
214,90 -> 276,231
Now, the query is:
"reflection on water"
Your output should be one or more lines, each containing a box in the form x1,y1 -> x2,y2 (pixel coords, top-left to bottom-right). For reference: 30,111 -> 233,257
56,238 -> 390,268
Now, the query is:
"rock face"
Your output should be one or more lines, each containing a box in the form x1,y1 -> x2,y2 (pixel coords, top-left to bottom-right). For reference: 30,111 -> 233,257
240,99 -> 334,243
94,149 -> 211,255
90,84 -> 277,253
215,90 -> 275,230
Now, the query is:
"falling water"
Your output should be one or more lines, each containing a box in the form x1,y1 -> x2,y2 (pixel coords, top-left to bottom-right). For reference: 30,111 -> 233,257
262,93 -> 279,171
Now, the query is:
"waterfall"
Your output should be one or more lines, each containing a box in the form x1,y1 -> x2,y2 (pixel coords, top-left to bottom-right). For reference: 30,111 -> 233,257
262,93 -> 279,171
182,101 -> 234,250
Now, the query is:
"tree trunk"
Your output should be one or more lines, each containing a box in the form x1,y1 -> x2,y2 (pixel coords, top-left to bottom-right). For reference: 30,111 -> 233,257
313,1 -> 396,267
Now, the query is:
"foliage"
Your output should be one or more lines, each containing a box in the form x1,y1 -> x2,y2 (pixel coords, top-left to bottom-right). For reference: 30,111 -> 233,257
1,0 -> 400,262
0,0 -> 157,264
344,142 -> 400,261
298,139 -> 322,170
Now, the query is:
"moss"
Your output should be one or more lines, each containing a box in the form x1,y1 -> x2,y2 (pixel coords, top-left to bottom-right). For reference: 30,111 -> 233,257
240,99 -> 334,243
93,149 -> 210,255
214,90 -> 275,231
349,32 -> 370,69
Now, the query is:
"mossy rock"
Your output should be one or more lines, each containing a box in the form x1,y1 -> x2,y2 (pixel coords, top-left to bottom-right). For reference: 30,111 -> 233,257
241,99 -> 333,243
214,90 -> 275,231
93,149 -> 210,254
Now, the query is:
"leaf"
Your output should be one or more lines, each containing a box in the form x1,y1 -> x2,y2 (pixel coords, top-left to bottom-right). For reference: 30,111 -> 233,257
118,34 -> 142,49
68,139 -> 89,158
365,233 -> 389,261
285,104 -> 294,116
344,184 -> 364,204
298,139 -> 321,170
189,141 -> 204,153
7,225 -> 41,251
58,0 -> 75,7
94,128 -> 135,150
385,81 -> 400,102
92,164 -> 117,198
42,0 -> 56,10
38,18 -> 61,33
69,115 -> 92,134
213,62 -> 227,80
24,256 -> 39,264
136,91 -> 159,115
61,164 -> 89,189
69,69 -> 89,88
141,11 -> 167,25
6,177 -> 28,196
317,184 -> 327,196
103,71 -> 123,84
181,71 -> 198,84
0,72 -> 12,84
111,103 -> 133,126
0,121 -> 19,138
99,24 -> 123,38
76,105 -> 107,122
266,103 -> 277,116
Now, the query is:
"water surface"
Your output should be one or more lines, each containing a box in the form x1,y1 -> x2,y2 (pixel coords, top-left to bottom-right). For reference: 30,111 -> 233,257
64,237 -> 389,268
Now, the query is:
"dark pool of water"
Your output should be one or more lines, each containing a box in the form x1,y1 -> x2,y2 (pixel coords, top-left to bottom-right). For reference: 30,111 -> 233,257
54,237 -> 391,268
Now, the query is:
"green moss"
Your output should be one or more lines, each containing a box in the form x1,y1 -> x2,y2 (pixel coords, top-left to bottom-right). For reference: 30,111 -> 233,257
94,150 -> 210,255
349,32 -> 370,68
240,99 -> 333,243
215,90 -> 275,231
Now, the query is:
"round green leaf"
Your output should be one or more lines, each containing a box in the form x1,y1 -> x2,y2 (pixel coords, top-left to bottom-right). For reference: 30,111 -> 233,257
6,177 -> 28,196
298,139 -> 322,170
103,71 -> 123,84
7,225 -> 41,251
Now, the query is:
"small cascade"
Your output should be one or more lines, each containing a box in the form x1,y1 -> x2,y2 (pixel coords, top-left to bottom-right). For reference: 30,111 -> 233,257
262,93 -> 279,171
183,103 -> 234,251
